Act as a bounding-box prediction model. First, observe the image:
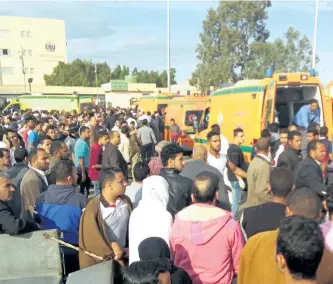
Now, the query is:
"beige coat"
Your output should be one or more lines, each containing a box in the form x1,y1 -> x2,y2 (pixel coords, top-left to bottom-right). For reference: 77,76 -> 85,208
240,155 -> 271,210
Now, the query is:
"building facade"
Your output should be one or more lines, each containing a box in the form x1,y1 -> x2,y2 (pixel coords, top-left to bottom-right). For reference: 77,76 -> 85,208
0,16 -> 67,87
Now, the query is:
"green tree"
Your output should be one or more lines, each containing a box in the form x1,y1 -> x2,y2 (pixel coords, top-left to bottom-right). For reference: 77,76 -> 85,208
190,1 -> 271,90
44,59 -> 111,87
191,1 -> 318,90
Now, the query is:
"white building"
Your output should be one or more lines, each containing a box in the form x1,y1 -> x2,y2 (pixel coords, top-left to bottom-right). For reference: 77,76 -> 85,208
0,16 -> 67,87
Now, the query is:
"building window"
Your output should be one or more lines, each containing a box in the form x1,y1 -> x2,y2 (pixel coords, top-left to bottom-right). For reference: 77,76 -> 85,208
30,68 -> 34,74
21,31 -> 25,37
27,31 -> 31,37
0,49 -> 10,56
0,67 -> 13,75
28,50 -> 32,56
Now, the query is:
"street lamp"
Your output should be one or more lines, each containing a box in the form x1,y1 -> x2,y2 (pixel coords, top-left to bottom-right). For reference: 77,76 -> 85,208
312,0 -> 319,68
28,78 -> 33,93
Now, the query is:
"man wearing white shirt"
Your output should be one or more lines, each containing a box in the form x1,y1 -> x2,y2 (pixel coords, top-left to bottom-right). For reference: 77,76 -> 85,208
207,131 -> 227,175
210,124 -> 229,156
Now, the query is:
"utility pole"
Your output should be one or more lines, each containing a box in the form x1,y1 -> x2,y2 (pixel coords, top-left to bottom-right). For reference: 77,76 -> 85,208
167,0 -> 171,92
19,46 -> 27,92
312,0 -> 319,69
95,62 -> 98,105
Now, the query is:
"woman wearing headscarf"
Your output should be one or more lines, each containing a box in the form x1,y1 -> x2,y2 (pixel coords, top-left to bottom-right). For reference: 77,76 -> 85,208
139,237 -> 192,284
129,175 -> 173,264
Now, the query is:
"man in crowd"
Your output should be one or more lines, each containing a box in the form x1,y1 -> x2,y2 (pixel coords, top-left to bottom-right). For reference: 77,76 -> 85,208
45,125 -> 57,141
8,148 -> 29,187
239,138 -> 271,212
102,131 -> 128,179
137,119 -> 157,165
74,126 -> 91,197
27,121 -> 43,152
160,144 -> 192,217
79,167 -> 130,269
272,128 -> 288,166
65,125 -> 78,160
227,128 -> 248,218
20,148 -> 49,222
6,129 -> 23,166
170,172 -> 243,284
88,131 -> 109,196
293,99 -> 320,129
238,187 -> 333,284
207,130 -> 227,175
23,116 -> 36,149
46,141 -> 70,185
0,172 -> 38,235
240,167 -> 293,239
0,148 -> 10,172
322,185 -> 333,252
125,162 -> 149,209
148,140 -> 169,176
277,130 -> 302,171
307,127 -> 319,144
295,140 -> 327,197
319,126 -> 333,161
251,129 -> 271,160
35,160 -> 87,273
181,144 -> 230,211
38,136 -> 52,155
276,216 -> 324,284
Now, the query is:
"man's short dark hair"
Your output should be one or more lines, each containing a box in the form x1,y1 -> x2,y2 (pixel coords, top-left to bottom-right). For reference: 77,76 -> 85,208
170,118 -> 175,122
270,167 -> 293,197
261,129 -> 271,138
39,135 -> 52,145
277,216 -> 324,281
161,144 -> 183,167
99,167 -> 123,190
287,187 -> 322,220
307,140 -> 323,156
307,128 -> 318,136
142,119 -> 148,126
79,126 -> 89,135
310,99 -> 319,105
256,137 -> 270,152
210,124 -> 220,133
233,128 -> 243,137
28,148 -> 45,164
25,116 -> 35,123
0,148 -> 9,159
46,125 -> 56,133
325,184 -> 333,214
54,160 -> 74,181
121,126 -> 130,135
133,162 -> 150,182
319,126 -> 328,137
279,128 -> 288,135
268,123 -> 279,133
98,130 -> 109,139
193,172 -> 218,203
206,130 -> 220,141
288,130 -> 302,141
123,258 -> 171,284
14,148 -> 28,163
50,141 -> 65,156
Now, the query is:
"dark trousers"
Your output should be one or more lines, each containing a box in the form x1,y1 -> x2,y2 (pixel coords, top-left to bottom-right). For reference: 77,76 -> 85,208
77,168 -> 91,197
141,143 -> 153,164
61,246 -> 80,276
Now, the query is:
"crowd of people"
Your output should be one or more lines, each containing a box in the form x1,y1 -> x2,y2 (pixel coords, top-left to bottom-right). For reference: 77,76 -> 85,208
0,99 -> 332,284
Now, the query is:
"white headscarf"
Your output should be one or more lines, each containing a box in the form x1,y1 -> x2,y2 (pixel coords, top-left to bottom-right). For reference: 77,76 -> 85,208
129,176 -> 173,264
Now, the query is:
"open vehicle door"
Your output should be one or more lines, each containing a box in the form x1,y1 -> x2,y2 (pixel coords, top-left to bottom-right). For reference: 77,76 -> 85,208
261,80 -> 277,130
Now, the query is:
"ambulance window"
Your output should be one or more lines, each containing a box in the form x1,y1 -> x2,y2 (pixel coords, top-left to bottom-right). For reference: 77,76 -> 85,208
185,110 -> 203,126
264,100 -> 273,127
199,107 -> 210,131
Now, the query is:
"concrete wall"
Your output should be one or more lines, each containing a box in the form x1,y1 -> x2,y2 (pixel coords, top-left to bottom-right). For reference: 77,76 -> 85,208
0,16 -> 67,86
105,92 -> 142,108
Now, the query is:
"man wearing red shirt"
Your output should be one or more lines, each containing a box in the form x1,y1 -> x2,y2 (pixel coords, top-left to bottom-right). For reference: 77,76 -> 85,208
88,131 -> 109,196
23,116 -> 36,150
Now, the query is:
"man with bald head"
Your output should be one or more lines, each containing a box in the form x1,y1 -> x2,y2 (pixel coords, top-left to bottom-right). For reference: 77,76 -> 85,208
102,131 -> 128,179
181,145 -> 230,211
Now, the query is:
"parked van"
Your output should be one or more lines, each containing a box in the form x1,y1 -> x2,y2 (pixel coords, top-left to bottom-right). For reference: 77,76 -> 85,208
3,93 -> 94,113
194,70 -> 330,160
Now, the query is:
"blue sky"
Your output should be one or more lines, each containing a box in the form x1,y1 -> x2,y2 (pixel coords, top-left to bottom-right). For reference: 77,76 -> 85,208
1,1 -> 332,85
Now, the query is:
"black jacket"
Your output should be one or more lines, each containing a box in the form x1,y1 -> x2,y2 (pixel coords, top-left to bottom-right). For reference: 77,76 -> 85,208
102,143 -> 128,179
227,144 -> 248,182
277,147 -> 302,172
160,168 -> 192,217
0,200 -> 38,235
7,162 -> 29,182
105,116 -> 117,131
295,156 -> 327,196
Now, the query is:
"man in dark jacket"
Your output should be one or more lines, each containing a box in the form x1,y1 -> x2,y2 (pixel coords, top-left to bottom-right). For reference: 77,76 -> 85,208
7,148 -> 29,186
160,144 -> 192,217
102,131 -> 128,179
181,145 -> 230,211
277,130 -> 302,172
295,140 -> 327,197
0,172 -> 37,235
105,111 -> 117,131
35,160 -> 87,274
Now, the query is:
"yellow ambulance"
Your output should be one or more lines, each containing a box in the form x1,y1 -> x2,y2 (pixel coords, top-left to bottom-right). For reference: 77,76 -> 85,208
3,93 -> 94,113
194,69 -> 331,160
137,92 -> 173,114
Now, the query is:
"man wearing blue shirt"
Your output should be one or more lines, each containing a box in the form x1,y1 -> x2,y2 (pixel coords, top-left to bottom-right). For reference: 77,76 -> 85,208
293,99 -> 320,129
27,121 -> 43,152
74,126 -> 91,197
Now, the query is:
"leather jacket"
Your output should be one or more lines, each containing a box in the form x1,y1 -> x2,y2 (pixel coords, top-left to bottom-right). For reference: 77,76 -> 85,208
160,168 -> 192,217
